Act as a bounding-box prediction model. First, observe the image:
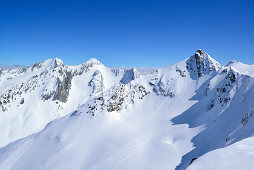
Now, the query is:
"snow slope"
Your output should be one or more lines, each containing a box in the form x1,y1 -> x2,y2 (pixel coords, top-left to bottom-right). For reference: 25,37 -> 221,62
226,60 -> 254,75
0,93 -> 199,170
1,49 -> 254,170
187,136 -> 254,170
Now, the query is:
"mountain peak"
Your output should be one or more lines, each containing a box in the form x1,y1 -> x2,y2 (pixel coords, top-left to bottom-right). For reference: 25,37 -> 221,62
43,58 -> 64,68
186,49 -> 221,78
86,58 -> 101,63
195,49 -> 206,56
194,49 -> 213,61
53,57 -> 64,63
30,58 -> 64,71
83,58 -> 102,67
51,58 -> 64,67
76,58 -> 103,75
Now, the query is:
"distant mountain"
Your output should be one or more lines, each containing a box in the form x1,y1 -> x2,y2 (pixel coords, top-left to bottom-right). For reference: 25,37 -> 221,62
0,50 -> 254,170
0,65 -> 28,70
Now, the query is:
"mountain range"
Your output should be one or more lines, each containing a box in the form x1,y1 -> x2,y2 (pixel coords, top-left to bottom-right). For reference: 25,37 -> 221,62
1,49 -> 254,169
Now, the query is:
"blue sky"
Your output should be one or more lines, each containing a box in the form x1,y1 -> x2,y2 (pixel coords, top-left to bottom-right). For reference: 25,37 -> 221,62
0,0 -> 253,67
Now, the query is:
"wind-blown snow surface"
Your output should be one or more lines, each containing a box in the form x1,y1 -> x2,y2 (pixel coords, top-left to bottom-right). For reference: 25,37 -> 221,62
1,49 -> 254,169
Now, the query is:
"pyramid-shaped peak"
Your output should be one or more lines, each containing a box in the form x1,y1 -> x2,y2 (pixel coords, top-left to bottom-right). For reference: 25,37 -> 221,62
194,49 -> 213,60
84,58 -> 103,66
194,49 -> 220,65
186,49 -> 221,78
77,58 -> 104,74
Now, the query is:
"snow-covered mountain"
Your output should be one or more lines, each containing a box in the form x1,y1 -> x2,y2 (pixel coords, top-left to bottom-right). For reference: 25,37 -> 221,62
0,49 -> 254,170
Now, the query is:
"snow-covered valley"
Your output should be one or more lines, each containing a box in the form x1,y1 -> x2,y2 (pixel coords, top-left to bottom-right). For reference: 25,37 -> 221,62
1,49 -> 254,170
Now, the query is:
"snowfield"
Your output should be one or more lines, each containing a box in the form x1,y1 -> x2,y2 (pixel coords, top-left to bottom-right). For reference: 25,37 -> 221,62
187,136 -> 254,170
0,49 -> 254,169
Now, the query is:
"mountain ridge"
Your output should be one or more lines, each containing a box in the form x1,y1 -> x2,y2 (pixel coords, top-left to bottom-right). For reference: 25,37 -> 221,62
0,50 -> 254,170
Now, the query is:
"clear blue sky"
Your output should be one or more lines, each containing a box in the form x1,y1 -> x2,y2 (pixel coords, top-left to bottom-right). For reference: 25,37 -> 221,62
0,0 -> 253,67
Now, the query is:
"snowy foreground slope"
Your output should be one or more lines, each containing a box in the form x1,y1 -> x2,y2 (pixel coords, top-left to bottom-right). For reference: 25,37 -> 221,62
187,136 -> 254,170
1,50 -> 254,169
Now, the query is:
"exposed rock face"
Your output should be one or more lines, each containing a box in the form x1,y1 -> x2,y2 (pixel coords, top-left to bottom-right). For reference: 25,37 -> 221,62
35,59 -> 72,102
40,63 -> 73,103
53,70 -> 73,103
20,98 -> 24,104
0,75 -> 40,112
176,67 -> 187,77
208,68 -> 239,110
0,69 -> 3,77
72,83 -> 150,117
241,109 -> 253,126
186,49 -> 221,78
149,78 -> 175,98
225,68 -> 237,84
